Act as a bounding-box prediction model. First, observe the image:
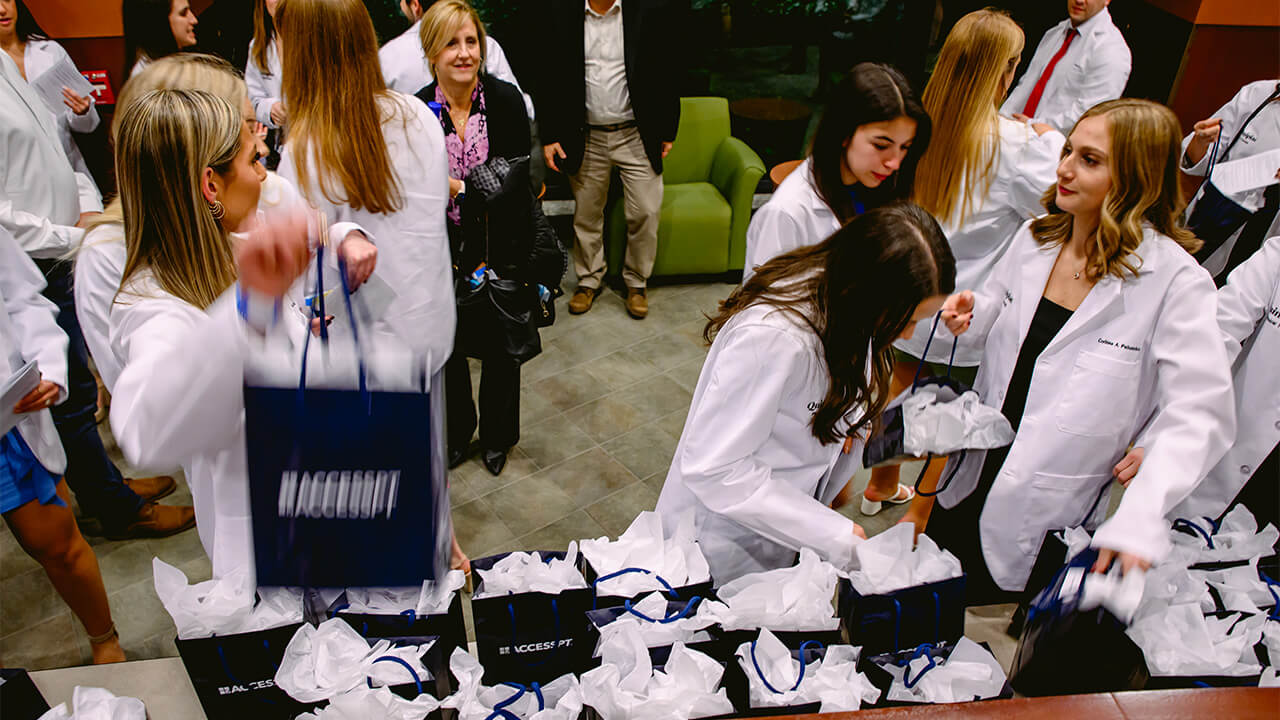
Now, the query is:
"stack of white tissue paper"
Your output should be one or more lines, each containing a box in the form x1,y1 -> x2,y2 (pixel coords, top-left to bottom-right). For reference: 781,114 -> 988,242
736,629 -> 880,711
881,637 -> 1007,703
38,687 -> 145,720
340,570 -> 467,616
295,686 -> 441,720
579,622 -> 734,720
580,512 -> 711,598
441,648 -> 583,720
474,543 -> 589,599
593,591 -> 715,653
846,524 -> 963,596
152,558 -> 303,639
1121,505 -> 1279,683
900,385 -> 1015,457
696,548 -> 840,632
275,618 -> 435,703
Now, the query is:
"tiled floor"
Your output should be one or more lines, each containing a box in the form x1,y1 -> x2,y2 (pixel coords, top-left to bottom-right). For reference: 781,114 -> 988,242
0,278 -> 1014,673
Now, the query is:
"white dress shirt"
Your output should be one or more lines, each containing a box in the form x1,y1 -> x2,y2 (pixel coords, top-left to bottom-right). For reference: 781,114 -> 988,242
23,40 -> 101,204
583,0 -> 633,125
0,51 -> 101,259
244,38 -> 283,128
378,21 -> 535,119
1000,7 -> 1131,134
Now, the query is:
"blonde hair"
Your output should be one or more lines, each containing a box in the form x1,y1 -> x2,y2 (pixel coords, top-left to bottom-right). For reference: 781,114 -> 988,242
1031,98 -> 1202,280
420,0 -> 487,77
277,0 -> 402,214
251,0 -> 277,74
115,89 -> 242,309
112,53 -> 249,142
913,8 -> 1023,226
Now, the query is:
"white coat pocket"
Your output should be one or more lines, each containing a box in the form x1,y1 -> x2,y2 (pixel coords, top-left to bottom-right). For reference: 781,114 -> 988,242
1054,351 -> 1139,437
1015,470 -> 1110,555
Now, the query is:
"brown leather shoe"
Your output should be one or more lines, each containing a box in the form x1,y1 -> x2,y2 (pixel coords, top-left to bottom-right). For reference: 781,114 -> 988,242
568,286 -> 598,314
122,475 -> 176,502
104,502 -> 196,540
626,288 -> 648,319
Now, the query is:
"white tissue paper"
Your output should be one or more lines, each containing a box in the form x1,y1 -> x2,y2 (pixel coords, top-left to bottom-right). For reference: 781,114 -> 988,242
1261,668 -> 1280,687
342,570 -> 467,616
294,686 -> 441,720
901,386 -> 1015,457
1076,565 -> 1147,625
275,618 -> 434,703
153,558 -> 304,639
441,648 -> 583,720
1126,604 -> 1265,677
594,592 -> 715,654
580,623 -> 734,720
1060,526 -> 1093,562
474,543 -> 589,599
1191,562 -> 1276,615
580,512 -> 711,597
735,629 -> 880,712
37,687 -> 146,720
1261,621 -> 1280,668
846,524 -> 962,596
1133,562 -> 1211,622
695,548 -> 840,632
1168,506 -> 1280,566
882,637 -> 1007,704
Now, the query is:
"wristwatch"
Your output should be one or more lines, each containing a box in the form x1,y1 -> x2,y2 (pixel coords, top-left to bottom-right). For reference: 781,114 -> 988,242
455,180 -> 467,202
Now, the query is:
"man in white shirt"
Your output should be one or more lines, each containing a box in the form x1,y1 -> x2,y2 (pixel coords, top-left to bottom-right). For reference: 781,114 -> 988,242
1002,0 -> 1131,134
0,51 -> 195,539
379,0 -> 533,119
537,0 -> 680,319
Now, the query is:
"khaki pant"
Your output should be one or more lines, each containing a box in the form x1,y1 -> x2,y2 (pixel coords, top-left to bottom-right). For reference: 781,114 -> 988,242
568,126 -> 663,290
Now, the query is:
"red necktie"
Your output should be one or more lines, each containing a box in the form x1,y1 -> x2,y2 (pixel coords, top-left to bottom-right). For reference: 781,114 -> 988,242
1022,28 -> 1079,118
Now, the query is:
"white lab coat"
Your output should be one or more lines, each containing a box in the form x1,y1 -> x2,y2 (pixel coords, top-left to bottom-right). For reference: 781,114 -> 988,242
0,51 -> 101,259
277,92 -> 455,373
896,116 -> 1064,365
74,172 -> 363,393
23,40 -> 101,204
244,39 -> 283,129
1172,236 -> 1280,521
379,24 -> 535,120
655,299 -> 862,585
934,222 -> 1236,591
1000,8 -> 1131,134
1180,80 -> 1280,278
741,158 -> 839,282
0,226 -> 68,475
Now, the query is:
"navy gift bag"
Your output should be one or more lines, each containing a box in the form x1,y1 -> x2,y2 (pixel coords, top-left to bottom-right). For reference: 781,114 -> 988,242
838,574 -> 966,657
243,249 -> 450,588
175,622 -> 315,720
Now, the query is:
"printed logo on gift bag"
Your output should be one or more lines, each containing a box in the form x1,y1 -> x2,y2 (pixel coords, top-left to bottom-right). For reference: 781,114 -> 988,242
498,639 -> 575,656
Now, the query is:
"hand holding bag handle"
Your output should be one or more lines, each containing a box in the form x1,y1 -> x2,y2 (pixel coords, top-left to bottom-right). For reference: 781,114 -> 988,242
907,312 -> 967,498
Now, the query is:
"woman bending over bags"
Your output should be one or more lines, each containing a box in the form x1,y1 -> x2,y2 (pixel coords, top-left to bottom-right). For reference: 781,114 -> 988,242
656,203 -> 956,585
927,99 -> 1237,605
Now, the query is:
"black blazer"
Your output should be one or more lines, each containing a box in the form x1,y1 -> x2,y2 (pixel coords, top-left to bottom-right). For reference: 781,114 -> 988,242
534,0 -> 681,175
416,73 -> 532,163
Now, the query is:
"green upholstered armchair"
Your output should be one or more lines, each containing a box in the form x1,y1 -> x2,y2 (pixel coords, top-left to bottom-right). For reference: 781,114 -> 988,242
604,97 -> 765,278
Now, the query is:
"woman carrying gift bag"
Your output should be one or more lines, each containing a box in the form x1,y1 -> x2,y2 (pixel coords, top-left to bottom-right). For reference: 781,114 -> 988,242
928,99 -> 1237,604
656,203 -> 956,585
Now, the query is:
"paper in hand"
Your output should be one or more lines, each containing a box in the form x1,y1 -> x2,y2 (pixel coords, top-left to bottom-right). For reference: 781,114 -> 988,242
29,58 -> 95,117
1212,148 -> 1280,199
0,360 -> 41,436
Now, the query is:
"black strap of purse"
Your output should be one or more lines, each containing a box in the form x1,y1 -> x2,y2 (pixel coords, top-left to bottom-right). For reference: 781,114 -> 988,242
1207,82 -> 1280,175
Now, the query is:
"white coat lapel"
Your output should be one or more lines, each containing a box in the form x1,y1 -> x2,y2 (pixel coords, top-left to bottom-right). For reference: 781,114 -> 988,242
0,52 -> 58,145
1011,242 -> 1059,349
1042,273 -> 1125,357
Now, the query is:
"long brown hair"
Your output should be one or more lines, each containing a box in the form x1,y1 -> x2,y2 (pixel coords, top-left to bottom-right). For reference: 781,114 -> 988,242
115,89 -> 242,309
1031,99 -> 1201,280
276,0 -> 402,213
707,204 -> 955,443
251,0 -> 277,74
914,9 -> 1023,226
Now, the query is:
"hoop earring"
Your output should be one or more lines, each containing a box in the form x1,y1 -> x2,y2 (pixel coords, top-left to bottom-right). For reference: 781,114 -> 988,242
209,199 -> 225,220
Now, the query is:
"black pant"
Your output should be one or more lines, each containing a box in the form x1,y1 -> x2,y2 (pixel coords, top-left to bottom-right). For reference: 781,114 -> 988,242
35,259 -> 143,528
1229,443 -> 1279,531
445,352 -> 520,454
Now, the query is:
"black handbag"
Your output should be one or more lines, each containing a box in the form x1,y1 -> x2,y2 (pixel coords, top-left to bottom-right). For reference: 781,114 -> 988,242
1189,83 -> 1280,263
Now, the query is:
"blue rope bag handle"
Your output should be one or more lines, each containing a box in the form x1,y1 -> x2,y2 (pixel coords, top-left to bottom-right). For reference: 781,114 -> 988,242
899,643 -> 938,689
484,682 -> 544,720
889,591 -> 942,653
506,596 -> 562,668
365,655 -> 423,695
905,313 -> 965,498
298,248 -> 370,402
622,595 -> 701,624
1260,572 -> 1280,621
1172,518 -> 1216,549
749,639 -> 825,694
592,567 -> 679,609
